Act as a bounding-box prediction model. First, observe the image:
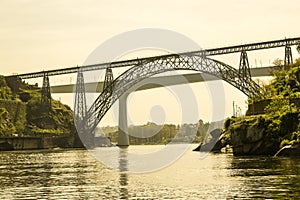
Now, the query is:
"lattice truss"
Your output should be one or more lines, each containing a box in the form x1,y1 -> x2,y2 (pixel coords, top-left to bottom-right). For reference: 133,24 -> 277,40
80,54 -> 261,133
74,71 -> 87,131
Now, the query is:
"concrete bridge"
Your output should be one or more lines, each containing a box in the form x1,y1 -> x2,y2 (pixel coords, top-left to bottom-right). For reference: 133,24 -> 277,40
50,66 -> 278,94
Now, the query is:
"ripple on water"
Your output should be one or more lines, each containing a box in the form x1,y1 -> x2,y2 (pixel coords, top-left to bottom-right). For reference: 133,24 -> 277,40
0,147 -> 300,199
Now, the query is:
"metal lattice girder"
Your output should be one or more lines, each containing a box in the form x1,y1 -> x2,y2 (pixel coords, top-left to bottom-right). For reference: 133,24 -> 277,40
239,50 -> 251,79
74,70 -> 95,148
9,37 -> 300,79
74,70 -> 87,126
41,72 -> 52,112
202,37 -> 300,56
284,45 -> 293,67
103,67 -> 114,94
85,55 -> 261,132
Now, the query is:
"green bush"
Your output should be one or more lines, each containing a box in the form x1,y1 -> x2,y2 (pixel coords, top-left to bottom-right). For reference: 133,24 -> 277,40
0,107 -> 16,136
0,76 -> 12,100
242,63 -> 300,149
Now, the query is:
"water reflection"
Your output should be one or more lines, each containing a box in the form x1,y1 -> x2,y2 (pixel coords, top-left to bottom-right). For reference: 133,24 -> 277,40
1,148 -> 300,199
229,156 -> 300,199
274,158 -> 300,198
39,152 -> 52,197
119,148 -> 129,199
73,150 -> 91,199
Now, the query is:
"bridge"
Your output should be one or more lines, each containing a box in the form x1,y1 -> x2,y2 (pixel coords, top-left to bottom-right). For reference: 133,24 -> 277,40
5,37 -> 299,148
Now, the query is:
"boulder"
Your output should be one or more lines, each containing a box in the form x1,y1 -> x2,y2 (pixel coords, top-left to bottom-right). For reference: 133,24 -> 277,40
193,129 -> 224,152
230,120 -> 279,155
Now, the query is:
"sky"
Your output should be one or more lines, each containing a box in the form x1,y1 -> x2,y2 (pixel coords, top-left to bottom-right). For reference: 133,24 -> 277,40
1,0 -> 300,126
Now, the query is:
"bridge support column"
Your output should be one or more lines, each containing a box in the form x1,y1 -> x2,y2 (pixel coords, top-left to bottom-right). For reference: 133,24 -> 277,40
239,50 -> 251,79
41,72 -> 52,113
103,67 -> 114,92
284,45 -> 293,69
74,71 -> 87,125
74,70 -> 92,148
117,93 -> 129,147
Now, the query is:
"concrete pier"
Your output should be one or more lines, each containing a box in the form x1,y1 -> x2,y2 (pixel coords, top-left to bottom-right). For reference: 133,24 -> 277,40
117,93 -> 129,147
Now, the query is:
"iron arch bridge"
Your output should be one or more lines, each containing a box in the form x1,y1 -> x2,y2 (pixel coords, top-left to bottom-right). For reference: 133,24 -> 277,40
79,53 -> 261,132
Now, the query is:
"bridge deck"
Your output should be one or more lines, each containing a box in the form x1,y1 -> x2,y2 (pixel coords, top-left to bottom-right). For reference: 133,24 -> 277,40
51,66 -> 277,93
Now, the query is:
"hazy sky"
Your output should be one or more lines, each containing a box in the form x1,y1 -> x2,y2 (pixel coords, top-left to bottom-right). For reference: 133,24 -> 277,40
1,0 -> 299,125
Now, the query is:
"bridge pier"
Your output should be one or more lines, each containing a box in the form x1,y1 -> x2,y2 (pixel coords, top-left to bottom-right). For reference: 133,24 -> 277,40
41,72 -> 52,113
239,50 -> 251,79
74,70 -> 93,148
117,93 -> 129,147
284,45 -> 293,69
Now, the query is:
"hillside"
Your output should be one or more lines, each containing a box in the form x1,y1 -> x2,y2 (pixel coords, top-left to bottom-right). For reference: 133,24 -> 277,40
0,75 -> 81,147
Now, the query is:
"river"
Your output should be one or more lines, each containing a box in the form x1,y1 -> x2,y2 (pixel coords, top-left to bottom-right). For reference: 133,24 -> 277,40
0,144 -> 300,199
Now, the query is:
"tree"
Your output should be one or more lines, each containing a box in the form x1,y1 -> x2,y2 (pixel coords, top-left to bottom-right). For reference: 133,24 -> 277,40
273,58 -> 283,67
264,98 -> 297,116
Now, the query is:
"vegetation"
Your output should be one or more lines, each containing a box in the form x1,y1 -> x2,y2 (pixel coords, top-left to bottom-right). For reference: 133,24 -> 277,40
0,107 -> 16,136
229,59 -> 300,152
0,76 -> 13,100
26,93 -> 75,135
0,75 -> 77,138
250,58 -> 300,102
101,120 -> 223,145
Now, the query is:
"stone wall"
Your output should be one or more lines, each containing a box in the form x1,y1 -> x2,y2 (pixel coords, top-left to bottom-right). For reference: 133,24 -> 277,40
224,117 -> 280,156
247,98 -> 300,116
0,137 -> 42,150
0,135 -> 76,151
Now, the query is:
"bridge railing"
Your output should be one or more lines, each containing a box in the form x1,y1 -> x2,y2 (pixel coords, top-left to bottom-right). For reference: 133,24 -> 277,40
6,37 -> 300,79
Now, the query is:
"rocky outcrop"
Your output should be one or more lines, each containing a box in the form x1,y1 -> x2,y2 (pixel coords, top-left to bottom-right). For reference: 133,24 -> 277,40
227,118 -> 280,156
193,129 -> 225,152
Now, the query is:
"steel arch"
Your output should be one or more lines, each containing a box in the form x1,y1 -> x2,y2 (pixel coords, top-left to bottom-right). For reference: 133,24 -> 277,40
85,54 -> 261,132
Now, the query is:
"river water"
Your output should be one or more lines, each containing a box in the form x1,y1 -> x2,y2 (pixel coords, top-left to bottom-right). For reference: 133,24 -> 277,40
0,145 -> 300,199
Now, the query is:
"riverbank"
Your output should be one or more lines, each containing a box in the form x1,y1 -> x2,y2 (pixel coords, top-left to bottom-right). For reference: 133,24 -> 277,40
0,135 -> 77,151
0,75 -> 83,150
220,63 -> 300,156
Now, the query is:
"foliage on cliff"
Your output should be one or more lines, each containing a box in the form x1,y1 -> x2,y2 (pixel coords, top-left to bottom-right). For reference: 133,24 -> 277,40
260,60 -> 300,146
0,76 -> 13,100
0,76 -> 17,135
0,107 -> 16,136
25,92 -> 75,135
250,58 -> 300,102
0,76 -> 76,137
226,60 -> 300,154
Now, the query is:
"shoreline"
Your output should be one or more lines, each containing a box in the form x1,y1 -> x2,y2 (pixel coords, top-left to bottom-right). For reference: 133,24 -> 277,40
0,135 -> 78,151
